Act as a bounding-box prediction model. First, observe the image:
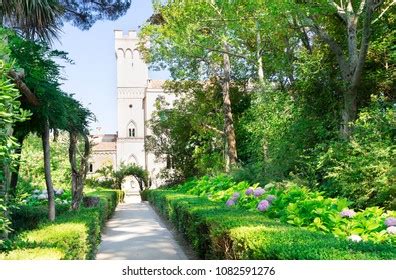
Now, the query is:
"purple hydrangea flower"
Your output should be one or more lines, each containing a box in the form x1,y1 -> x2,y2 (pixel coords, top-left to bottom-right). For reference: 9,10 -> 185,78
245,188 -> 254,196
340,209 -> 356,218
266,195 -> 277,203
253,187 -> 265,197
385,217 -> 396,227
226,199 -> 236,207
232,192 -> 240,200
348,235 -> 362,242
257,200 -> 270,212
387,226 -> 396,235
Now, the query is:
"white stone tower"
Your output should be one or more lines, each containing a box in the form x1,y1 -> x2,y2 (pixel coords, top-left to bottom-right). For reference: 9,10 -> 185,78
114,30 -> 148,169
90,30 -> 174,189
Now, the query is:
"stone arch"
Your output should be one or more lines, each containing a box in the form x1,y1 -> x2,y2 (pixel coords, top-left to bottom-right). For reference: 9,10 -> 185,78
127,154 -> 139,165
133,49 -> 141,60
116,48 -> 124,59
125,48 -> 133,59
126,120 -> 137,138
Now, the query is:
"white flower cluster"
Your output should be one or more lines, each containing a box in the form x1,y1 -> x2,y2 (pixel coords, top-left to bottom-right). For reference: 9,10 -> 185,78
31,188 -> 64,200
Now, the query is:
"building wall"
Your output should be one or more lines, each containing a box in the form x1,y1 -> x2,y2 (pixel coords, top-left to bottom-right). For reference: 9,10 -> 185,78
115,30 -> 147,174
114,30 -> 148,88
90,30 -> 176,188
91,151 -> 116,172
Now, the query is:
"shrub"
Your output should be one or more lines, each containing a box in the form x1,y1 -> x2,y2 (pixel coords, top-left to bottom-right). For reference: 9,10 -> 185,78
0,188 -> 124,260
23,223 -> 89,259
0,248 -> 65,260
174,176 -> 396,245
147,188 -> 396,259
303,97 -> 396,209
10,204 -> 69,232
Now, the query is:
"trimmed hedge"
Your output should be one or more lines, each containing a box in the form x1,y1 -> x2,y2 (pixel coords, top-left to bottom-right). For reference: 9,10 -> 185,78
10,204 -> 70,232
0,188 -> 124,260
147,189 -> 396,260
0,248 -> 64,260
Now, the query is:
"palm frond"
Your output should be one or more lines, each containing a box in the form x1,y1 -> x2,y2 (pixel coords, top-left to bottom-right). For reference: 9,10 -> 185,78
2,0 -> 64,42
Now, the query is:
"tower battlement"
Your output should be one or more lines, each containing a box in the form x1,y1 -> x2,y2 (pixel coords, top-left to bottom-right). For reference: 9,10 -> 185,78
114,29 -> 148,89
114,30 -> 138,39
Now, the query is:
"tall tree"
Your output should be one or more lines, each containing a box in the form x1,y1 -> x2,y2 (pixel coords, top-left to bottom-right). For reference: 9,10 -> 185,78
0,0 -> 63,41
41,117 -> 56,220
7,33 -> 74,219
65,96 -> 93,210
141,1 -> 260,170
296,0 -> 395,137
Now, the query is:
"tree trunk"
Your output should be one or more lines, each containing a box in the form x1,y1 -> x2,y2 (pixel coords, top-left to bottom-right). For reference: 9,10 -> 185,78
9,132 -> 27,197
0,128 -> 11,240
222,42 -> 238,171
311,0 -> 378,139
256,21 -> 264,83
341,86 -> 358,139
42,119 -> 55,221
69,131 -> 90,210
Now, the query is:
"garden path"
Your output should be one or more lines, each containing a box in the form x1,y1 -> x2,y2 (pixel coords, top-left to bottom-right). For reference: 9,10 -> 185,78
96,190 -> 188,260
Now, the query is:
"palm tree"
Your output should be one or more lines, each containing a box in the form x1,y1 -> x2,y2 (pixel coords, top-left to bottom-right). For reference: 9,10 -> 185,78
1,1 -> 132,42
0,0 -> 63,41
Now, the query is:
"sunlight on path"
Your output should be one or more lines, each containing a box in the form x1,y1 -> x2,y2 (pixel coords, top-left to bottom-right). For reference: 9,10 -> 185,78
96,190 -> 188,260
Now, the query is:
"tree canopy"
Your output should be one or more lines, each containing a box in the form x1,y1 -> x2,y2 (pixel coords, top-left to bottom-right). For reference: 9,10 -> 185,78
141,0 -> 395,208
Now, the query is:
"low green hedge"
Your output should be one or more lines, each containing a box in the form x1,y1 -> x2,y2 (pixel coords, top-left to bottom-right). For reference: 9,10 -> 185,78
10,204 -> 70,233
0,248 -> 65,260
0,188 -> 124,260
147,189 -> 396,260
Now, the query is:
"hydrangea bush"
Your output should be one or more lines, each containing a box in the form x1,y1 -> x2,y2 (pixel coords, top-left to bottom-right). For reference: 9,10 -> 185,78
19,188 -> 72,207
174,176 -> 396,245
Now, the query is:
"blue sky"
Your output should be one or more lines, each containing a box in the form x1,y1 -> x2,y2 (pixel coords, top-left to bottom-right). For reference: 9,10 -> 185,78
54,1 -> 168,134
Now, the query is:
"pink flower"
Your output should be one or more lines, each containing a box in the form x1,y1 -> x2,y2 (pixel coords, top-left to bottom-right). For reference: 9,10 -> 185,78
385,217 -> 396,227
232,192 -> 240,200
257,200 -> 270,211
226,199 -> 235,207
253,187 -> 265,197
340,209 -> 356,218
266,195 -> 276,203
245,188 -> 254,196
387,226 -> 396,235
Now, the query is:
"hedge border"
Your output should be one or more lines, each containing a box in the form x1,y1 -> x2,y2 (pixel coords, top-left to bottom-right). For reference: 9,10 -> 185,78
147,189 -> 396,260
0,188 -> 124,260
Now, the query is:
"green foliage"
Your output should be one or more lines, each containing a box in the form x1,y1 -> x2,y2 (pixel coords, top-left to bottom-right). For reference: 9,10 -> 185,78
18,134 -> 71,191
93,163 -> 148,190
10,204 -> 69,233
145,81 -> 228,180
0,188 -> 124,259
141,1 -> 395,214
0,27 -> 31,239
0,247 -> 64,260
163,176 -> 396,246
0,198 -> 11,239
147,186 -> 396,259
302,97 -> 396,209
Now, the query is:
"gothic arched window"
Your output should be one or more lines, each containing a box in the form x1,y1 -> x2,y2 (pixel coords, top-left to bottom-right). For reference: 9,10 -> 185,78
127,121 -> 137,138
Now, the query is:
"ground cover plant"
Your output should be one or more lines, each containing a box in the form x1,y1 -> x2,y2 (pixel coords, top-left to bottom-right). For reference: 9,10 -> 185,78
147,176 -> 396,259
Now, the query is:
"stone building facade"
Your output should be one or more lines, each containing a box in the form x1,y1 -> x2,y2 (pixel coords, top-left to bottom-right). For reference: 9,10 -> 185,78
89,30 -> 174,188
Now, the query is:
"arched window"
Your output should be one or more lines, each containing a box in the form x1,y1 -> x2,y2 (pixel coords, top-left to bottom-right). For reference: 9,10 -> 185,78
127,121 -> 137,138
128,128 -> 136,137
128,154 -> 139,165
125,48 -> 133,59
89,163 -> 93,173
